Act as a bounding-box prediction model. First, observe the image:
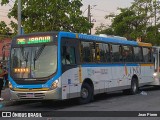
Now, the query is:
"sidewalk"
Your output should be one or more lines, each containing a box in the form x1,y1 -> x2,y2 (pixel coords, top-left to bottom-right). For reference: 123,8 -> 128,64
0,89 -> 35,107
0,88 -> 11,105
2,88 -> 10,100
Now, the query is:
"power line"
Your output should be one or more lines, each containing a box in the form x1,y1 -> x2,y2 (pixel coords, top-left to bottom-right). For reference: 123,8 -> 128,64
93,8 -> 113,13
93,15 -> 106,17
8,3 -> 13,8
10,0 -> 15,3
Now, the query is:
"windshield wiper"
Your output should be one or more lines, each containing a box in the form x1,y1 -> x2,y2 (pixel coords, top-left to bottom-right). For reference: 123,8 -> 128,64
33,44 -> 46,69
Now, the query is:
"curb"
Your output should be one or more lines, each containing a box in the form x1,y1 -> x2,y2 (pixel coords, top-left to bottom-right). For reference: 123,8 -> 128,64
1,88 -> 14,106
0,100 -> 15,106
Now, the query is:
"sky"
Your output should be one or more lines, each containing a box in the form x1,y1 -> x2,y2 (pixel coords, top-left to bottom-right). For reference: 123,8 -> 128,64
0,0 -> 134,34
81,0 -> 134,33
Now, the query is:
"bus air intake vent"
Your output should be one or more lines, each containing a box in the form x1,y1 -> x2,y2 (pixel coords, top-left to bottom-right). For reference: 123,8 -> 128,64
17,93 -> 45,100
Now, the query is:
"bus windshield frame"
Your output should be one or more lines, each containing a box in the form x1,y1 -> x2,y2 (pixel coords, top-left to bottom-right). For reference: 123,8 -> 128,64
10,33 -> 58,79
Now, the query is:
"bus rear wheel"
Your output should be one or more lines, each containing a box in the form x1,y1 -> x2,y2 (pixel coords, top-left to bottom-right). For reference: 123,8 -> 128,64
123,78 -> 139,95
130,78 -> 139,95
78,83 -> 93,104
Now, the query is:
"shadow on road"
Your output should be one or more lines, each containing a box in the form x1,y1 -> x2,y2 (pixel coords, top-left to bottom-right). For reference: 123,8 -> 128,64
4,86 -> 160,110
140,85 -> 160,91
33,92 -> 128,110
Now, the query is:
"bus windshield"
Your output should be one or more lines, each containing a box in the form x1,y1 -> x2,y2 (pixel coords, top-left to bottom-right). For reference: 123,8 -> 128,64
10,44 -> 57,78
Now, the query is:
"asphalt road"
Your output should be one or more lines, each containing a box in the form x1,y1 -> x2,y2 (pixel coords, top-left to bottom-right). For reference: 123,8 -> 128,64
1,86 -> 160,120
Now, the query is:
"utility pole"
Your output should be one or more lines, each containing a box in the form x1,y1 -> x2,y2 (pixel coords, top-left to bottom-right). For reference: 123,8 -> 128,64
87,5 -> 97,34
18,0 -> 21,35
87,5 -> 91,34
154,0 -> 157,27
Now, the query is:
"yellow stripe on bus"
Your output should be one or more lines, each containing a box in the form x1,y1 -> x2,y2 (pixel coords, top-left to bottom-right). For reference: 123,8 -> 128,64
79,65 -> 82,83
138,42 -> 152,47
140,64 -> 154,66
76,34 -> 79,38
13,88 -> 49,92
124,66 -> 128,76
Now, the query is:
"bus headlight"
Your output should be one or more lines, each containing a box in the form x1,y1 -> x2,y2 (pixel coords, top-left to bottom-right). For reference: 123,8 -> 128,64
50,80 -> 59,90
9,82 -> 13,90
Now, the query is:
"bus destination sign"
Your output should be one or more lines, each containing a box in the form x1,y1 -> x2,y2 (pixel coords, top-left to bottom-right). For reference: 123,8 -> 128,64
17,36 -> 52,44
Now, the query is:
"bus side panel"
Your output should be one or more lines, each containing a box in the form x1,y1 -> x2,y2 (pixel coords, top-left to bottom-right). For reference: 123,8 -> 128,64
108,65 -> 130,92
111,66 -> 124,87
61,64 -> 154,100
125,65 -> 142,84
80,65 -> 130,94
81,66 -> 112,94
81,65 -> 131,94
140,64 -> 154,85
61,67 -> 79,99
124,65 -> 139,85
123,65 -> 131,86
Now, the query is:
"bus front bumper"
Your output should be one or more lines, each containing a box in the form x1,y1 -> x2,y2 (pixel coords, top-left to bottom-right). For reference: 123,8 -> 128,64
9,88 -> 62,100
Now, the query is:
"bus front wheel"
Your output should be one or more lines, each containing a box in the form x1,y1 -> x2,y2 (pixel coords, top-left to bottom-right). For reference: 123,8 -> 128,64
78,83 -> 93,104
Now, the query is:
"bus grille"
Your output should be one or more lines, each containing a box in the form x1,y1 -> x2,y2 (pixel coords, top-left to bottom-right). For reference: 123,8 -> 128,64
17,93 -> 45,100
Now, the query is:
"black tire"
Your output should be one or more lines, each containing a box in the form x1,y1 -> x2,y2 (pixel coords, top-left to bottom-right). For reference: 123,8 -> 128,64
78,83 -> 93,104
130,78 -> 139,95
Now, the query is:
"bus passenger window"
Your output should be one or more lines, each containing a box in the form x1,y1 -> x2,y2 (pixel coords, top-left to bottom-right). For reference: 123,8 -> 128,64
96,43 -> 110,63
81,41 -> 95,63
143,48 -> 151,63
122,46 -> 133,62
104,44 -> 111,62
96,43 -> 100,62
111,44 -> 121,62
133,47 -> 143,62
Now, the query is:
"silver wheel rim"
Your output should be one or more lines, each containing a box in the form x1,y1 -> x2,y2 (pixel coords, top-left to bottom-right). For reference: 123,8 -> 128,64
81,88 -> 89,99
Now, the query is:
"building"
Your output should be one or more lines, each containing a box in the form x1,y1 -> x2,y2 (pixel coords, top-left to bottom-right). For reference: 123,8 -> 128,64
0,37 -> 11,61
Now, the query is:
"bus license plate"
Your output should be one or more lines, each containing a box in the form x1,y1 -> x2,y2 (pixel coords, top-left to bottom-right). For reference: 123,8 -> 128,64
26,93 -> 34,98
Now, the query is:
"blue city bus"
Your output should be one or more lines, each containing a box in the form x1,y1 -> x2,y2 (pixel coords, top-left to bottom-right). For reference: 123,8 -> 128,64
8,31 -> 154,104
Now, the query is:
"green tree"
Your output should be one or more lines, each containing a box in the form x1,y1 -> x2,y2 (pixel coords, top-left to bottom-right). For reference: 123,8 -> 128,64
1,0 -> 92,34
96,0 -> 160,45
0,21 -> 11,35
95,24 -> 114,35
